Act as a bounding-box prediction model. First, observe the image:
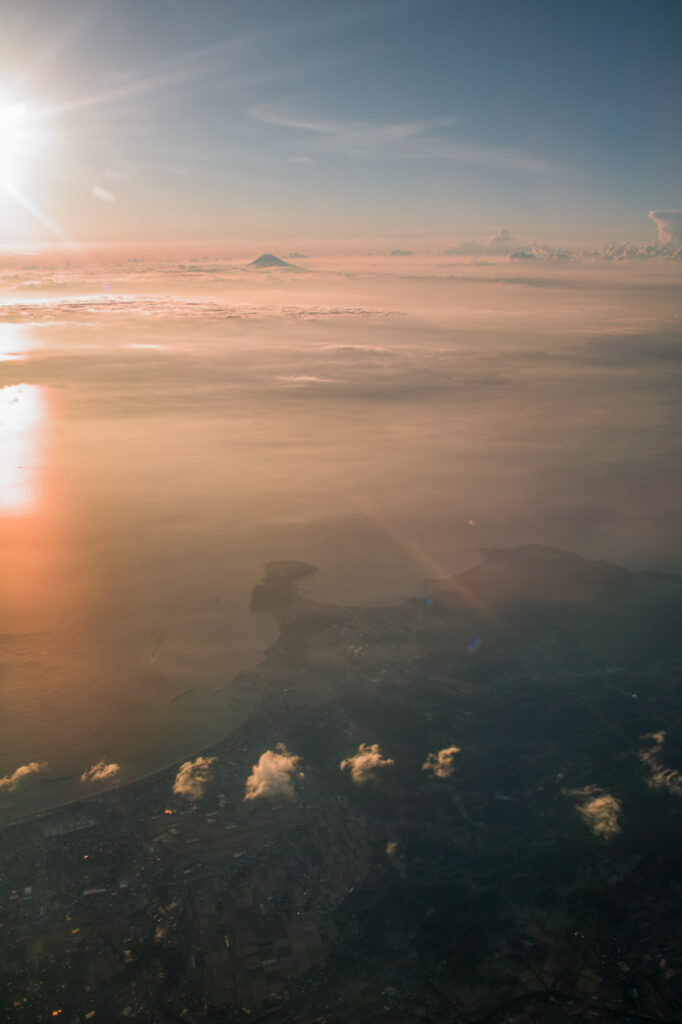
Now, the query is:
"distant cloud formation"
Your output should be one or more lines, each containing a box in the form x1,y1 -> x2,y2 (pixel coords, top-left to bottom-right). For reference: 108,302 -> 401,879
649,210 -> 682,244
446,229 -> 573,261
568,786 -> 622,838
340,743 -> 394,784
639,731 -> 682,797
447,228 -> 521,256
581,240 -> 682,261
244,744 -> 304,801
0,761 -> 47,791
173,756 -> 217,801
446,212 -> 682,262
80,761 -> 121,784
422,745 -> 461,778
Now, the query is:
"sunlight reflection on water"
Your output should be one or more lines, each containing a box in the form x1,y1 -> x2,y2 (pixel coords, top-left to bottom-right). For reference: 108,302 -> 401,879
0,383 -> 45,514
0,322 -> 41,362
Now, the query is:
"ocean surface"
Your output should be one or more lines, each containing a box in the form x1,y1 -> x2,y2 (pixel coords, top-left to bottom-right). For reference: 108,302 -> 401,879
1,259 -> 681,821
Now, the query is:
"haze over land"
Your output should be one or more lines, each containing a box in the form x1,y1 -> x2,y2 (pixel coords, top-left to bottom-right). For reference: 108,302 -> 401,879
1,246 -> 681,819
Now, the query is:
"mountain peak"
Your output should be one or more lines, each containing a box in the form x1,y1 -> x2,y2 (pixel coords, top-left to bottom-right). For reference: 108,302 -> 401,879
248,253 -> 291,268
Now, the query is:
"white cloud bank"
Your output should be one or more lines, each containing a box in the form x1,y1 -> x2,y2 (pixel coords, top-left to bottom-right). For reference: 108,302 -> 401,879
80,761 -> 121,784
340,743 -> 394,784
173,755 -> 217,801
244,744 -> 304,801
422,745 -> 461,778
0,761 -> 47,791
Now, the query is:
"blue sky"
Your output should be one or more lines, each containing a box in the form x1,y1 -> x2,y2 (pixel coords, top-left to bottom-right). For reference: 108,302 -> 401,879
1,0 -> 681,244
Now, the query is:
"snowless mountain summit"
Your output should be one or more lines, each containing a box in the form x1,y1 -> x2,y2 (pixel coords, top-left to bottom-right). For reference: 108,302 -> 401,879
248,253 -> 292,268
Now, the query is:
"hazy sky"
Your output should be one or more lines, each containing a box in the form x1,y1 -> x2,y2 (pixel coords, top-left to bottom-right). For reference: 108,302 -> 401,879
0,0 -> 680,245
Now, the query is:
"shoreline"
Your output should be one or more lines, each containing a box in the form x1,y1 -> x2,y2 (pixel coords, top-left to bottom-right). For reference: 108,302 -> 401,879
1,680 -> 258,832
8,544 -> 676,832
0,560 -> 326,832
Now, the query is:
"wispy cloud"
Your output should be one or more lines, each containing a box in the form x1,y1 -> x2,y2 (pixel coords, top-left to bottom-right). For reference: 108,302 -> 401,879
91,185 -> 115,204
639,731 -> 682,797
250,103 -> 555,171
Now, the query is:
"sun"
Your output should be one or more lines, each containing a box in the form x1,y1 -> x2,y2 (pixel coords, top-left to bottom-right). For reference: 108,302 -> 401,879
0,98 -> 72,245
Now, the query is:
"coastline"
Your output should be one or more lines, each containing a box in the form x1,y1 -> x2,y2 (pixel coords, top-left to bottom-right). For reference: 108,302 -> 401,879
7,545 -> 681,831
0,560 -> 325,831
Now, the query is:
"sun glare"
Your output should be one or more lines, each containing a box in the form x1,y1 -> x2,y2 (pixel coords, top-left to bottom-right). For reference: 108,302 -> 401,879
0,384 -> 46,515
0,102 -> 30,188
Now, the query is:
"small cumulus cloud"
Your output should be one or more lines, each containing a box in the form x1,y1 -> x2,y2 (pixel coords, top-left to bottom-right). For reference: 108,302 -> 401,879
385,838 -> 407,876
91,185 -> 115,204
568,786 -> 622,838
639,731 -> 682,797
173,755 -> 217,802
0,760 -> 47,791
422,745 -> 461,778
244,744 -> 304,802
80,761 -> 121,784
340,743 -> 394,784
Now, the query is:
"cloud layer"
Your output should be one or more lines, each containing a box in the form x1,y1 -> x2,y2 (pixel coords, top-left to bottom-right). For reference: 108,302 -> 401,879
173,755 -> 217,801
0,761 -> 47,791
422,745 -> 461,778
0,293 -> 395,324
244,744 -> 304,801
80,761 -> 121,784
340,743 -> 394,784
